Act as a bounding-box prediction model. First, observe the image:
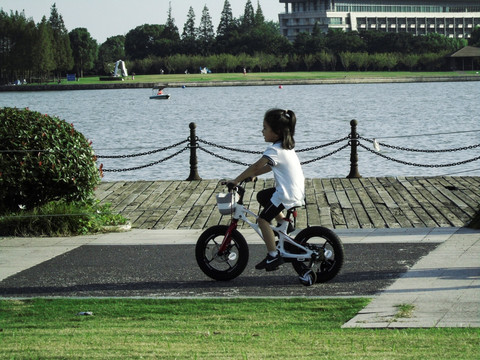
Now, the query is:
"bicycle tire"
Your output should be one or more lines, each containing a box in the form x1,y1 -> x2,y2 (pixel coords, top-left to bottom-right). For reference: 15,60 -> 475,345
290,226 -> 344,283
195,225 -> 249,281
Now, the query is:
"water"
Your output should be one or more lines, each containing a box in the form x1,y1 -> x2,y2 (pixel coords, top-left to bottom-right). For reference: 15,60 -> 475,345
1,81 -> 479,181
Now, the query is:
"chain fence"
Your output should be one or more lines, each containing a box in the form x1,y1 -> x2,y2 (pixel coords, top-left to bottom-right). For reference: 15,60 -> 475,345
358,136 -> 480,168
90,123 -> 479,177
4,122 -> 478,176
3,122 -> 478,221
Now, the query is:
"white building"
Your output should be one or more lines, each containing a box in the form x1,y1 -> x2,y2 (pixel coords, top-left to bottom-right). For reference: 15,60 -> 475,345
279,0 -> 480,41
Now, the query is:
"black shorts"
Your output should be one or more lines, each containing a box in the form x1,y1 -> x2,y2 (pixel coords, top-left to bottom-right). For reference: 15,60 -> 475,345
257,188 -> 285,222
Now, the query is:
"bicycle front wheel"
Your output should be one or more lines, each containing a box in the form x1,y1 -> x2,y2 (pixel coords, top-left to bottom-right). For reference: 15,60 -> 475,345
195,225 -> 249,281
291,226 -> 344,283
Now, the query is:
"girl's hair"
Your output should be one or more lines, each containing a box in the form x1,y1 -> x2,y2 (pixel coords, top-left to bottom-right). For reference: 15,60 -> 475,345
264,108 -> 296,150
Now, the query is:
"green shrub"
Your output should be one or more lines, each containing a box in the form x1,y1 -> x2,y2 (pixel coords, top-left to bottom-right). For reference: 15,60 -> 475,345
0,107 -> 101,214
0,200 -> 128,236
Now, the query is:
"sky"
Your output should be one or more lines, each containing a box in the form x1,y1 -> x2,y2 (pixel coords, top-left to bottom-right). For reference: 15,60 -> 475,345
1,0 -> 286,44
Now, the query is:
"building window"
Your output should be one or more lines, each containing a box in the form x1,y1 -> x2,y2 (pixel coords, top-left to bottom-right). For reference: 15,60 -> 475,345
329,17 -> 342,25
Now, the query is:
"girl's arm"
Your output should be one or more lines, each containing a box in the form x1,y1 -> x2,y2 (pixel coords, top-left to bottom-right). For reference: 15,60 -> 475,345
232,157 -> 270,184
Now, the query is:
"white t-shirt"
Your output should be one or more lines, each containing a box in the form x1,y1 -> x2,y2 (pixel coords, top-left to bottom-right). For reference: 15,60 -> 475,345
263,142 -> 305,209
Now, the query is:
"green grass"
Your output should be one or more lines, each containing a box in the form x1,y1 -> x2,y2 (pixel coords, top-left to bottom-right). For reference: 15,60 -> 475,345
0,298 -> 478,359
52,70 -> 480,86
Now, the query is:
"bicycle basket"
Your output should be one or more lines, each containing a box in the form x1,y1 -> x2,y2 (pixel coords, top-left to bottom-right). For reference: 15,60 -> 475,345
216,192 -> 239,215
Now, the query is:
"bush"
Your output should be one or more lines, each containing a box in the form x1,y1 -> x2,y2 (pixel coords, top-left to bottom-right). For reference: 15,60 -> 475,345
0,107 -> 101,214
0,200 -> 128,236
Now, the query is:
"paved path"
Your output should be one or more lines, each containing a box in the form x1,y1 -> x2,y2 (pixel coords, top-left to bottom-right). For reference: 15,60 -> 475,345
1,227 -> 478,328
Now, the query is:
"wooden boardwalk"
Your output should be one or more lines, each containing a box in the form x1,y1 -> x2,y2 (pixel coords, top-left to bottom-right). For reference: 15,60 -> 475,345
95,176 -> 480,230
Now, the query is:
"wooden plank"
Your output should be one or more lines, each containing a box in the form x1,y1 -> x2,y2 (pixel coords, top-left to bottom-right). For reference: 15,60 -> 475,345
359,178 -> 393,227
443,177 -> 480,208
406,177 -> 453,227
95,181 -> 118,201
122,181 -> 155,213
341,179 -> 371,228
421,177 -> 473,225
375,204 -> 401,228
369,177 -> 398,209
109,181 -> 148,212
94,177 -> 479,230
414,178 -> 465,226
136,181 -> 174,210
377,177 -> 412,227
318,206 -> 334,228
306,203 -> 321,226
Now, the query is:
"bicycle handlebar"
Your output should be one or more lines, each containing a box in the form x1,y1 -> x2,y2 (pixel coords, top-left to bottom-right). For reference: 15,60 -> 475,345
221,177 -> 256,204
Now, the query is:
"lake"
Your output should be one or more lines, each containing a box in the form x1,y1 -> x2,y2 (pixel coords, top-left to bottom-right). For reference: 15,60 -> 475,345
1,81 -> 479,181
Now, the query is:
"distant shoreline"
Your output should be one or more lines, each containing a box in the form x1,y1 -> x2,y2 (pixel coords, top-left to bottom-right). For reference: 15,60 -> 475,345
1,75 -> 479,92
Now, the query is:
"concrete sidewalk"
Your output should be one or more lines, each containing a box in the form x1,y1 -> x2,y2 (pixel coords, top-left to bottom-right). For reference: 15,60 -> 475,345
1,227 -> 479,328
342,227 -> 480,328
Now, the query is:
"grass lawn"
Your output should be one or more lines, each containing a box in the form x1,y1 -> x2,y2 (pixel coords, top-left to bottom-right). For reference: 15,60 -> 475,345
55,70 -> 480,86
0,298 -> 478,359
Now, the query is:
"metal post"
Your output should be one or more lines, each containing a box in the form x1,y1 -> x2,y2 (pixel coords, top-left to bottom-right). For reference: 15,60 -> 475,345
186,122 -> 202,181
347,119 -> 361,179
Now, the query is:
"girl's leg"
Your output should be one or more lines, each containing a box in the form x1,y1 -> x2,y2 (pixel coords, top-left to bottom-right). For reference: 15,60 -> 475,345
258,218 -> 276,252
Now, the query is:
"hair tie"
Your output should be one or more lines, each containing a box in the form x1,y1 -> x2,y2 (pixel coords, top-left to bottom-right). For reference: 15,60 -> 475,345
284,109 -> 289,116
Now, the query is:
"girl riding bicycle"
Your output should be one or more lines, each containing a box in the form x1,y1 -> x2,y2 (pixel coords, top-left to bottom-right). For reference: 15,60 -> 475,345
229,108 -> 305,271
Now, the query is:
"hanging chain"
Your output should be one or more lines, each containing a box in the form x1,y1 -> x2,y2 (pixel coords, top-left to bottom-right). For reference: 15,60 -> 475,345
359,136 -> 480,153
103,147 -> 188,172
358,143 -> 480,168
297,136 -> 349,152
301,144 -> 350,165
197,138 -> 262,154
198,146 -> 252,166
97,139 -> 188,159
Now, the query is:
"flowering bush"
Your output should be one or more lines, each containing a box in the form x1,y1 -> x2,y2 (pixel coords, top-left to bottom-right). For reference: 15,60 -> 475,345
0,107 -> 100,214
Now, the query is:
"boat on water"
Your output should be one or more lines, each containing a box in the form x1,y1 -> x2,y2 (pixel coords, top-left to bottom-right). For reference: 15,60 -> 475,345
149,86 -> 170,100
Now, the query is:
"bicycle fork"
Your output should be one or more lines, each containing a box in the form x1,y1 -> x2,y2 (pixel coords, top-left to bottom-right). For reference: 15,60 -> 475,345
217,219 -> 238,255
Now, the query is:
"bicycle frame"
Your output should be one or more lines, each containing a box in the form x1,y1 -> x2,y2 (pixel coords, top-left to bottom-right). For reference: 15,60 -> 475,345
217,192 -> 317,262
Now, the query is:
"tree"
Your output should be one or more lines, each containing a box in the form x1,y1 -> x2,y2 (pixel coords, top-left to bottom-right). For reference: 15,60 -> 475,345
216,0 -> 239,54
0,10 -> 36,83
182,6 -> 197,40
182,6 -> 197,54
33,16 -> 55,81
217,0 -> 234,38
241,0 -> 255,30
254,1 -> 265,26
97,35 -> 125,74
401,53 -> 419,71
69,28 -> 98,77
339,51 -> 354,70
164,2 -> 180,41
198,5 -> 215,55
48,3 -> 74,78
125,24 -> 164,59
326,30 -> 365,53
469,26 -> 480,47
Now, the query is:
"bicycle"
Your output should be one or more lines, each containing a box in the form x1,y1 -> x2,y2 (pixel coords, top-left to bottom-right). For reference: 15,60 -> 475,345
195,179 -> 344,286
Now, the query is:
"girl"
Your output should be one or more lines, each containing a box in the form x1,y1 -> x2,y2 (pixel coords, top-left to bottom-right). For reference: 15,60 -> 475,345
230,108 -> 305,271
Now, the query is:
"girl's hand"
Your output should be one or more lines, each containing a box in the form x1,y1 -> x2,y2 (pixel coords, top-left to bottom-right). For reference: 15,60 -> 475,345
226,181 -> 237,192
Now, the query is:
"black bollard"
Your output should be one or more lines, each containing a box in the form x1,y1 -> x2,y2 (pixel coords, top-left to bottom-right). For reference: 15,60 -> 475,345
186,122 -> 202,181
347,119 -> 361,179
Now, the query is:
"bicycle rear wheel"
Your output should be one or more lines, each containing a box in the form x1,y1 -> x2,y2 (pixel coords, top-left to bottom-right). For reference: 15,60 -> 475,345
290,226 -> 344,283
195,225 -> 249,281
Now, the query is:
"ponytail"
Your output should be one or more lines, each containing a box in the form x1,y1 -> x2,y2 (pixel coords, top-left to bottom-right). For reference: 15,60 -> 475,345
264,108 -> 297,150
